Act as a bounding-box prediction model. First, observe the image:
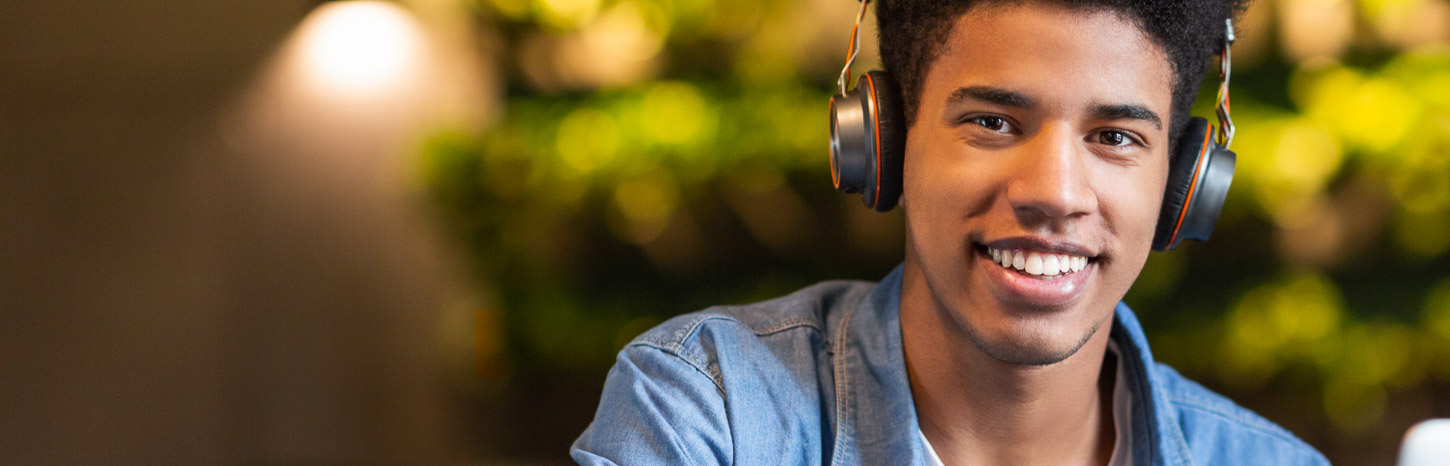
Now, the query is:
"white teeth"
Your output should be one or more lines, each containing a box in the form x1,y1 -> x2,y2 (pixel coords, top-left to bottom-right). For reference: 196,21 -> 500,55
1025,252 -> 1043,274
985,247 -> 1091,277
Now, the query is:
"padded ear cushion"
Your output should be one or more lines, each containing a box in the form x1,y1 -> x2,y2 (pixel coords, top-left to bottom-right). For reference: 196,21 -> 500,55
1154,117 -> 1212,251
862,70 -> 907,212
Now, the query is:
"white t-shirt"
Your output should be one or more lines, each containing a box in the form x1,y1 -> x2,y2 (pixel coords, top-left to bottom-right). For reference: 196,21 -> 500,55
919,341 -> 1133,466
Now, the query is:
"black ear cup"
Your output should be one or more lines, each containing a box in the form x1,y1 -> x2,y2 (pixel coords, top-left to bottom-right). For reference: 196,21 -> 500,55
1153,117 -> 1237,251
866,71 -> 906,211
829,70 -> 906,211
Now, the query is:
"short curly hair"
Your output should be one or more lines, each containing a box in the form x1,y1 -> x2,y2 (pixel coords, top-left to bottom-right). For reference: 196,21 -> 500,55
875,0 -> 1250,149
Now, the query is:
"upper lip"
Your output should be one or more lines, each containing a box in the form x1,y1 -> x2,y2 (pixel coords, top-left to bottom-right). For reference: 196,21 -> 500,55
980,236 -> 1098,258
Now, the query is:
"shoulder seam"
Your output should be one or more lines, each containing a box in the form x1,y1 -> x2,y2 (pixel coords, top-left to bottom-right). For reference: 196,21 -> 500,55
641,314 -> 824,346
753,316 -> 823,336
627,341 -> 728,396
628,312 -> 827,397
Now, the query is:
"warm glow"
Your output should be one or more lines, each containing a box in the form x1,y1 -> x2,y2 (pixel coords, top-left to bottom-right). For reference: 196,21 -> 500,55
222,0 -> 491,196
296,1 -> 424,94
1278,0 -> 1354,61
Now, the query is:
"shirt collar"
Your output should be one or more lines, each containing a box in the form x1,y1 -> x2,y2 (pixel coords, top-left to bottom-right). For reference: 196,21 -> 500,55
1111,300 -> 1194,465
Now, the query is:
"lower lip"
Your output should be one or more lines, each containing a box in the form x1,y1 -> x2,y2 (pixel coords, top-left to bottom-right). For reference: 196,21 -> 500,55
977,249 -> 1093,308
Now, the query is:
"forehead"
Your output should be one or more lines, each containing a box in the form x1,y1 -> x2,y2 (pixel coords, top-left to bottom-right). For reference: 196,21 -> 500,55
925,3 -> 1174,115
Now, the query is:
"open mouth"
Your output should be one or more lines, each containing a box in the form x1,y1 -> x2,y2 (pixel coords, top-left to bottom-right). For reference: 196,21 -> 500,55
970,241 -> 1099,306
975,244 -> 1095,279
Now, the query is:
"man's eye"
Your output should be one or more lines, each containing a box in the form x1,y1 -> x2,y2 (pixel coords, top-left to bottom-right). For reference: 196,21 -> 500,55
971,116 -> 1012,133
1097,130 -> 1131,147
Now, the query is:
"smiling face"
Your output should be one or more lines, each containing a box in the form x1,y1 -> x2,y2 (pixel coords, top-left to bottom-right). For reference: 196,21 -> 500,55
900,3 -> 1174,366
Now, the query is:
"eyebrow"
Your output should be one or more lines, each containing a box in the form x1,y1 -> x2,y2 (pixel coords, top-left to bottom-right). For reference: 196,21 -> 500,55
946,86 -> 1035,109
945,86 -> 1164,131
1089,103 -> 1162,130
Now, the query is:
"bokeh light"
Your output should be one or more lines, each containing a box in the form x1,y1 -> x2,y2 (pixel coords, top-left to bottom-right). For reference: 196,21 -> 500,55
296,1 -> 426,95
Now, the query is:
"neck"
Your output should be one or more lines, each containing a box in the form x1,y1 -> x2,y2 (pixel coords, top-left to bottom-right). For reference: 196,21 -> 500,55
901,267 -> 1117,466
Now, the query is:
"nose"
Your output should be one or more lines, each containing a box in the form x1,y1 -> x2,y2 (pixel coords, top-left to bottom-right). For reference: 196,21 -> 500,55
1004,123 -> 1097,225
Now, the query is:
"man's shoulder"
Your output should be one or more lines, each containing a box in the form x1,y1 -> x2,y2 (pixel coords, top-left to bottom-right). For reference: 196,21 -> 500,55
1151,363 -> 1329,465
630,279 -> 876,353
576,279 -> 877,465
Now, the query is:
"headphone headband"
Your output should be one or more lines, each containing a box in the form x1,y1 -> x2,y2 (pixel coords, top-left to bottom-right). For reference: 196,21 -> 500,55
1216,18 -> 1236,149
836,0 -> 872,96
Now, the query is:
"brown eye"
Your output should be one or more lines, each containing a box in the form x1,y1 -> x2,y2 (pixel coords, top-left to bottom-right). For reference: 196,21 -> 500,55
971,116 -> 1012,133
1097,130 -> 1129,146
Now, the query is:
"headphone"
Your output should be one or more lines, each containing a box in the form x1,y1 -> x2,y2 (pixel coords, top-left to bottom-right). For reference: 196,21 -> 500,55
828,0 -> 1238,251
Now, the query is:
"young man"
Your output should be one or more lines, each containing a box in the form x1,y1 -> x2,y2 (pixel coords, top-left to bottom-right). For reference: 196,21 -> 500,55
573,0 -> 1329,464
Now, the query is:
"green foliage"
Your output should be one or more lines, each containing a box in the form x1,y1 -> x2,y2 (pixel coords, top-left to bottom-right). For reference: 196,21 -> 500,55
421,80 -> 905,371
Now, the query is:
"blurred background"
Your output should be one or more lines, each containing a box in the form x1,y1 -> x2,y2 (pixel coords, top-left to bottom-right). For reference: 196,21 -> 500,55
2,0 -> 1447,463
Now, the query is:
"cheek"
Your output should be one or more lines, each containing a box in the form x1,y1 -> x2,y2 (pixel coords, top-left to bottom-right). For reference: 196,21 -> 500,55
902,132 -> 989,228
1092,159 -> 1168,252
901,128 -> 935,205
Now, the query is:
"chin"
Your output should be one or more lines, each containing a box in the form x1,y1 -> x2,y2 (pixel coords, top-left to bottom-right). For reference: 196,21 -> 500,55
957,306 -> 1109,366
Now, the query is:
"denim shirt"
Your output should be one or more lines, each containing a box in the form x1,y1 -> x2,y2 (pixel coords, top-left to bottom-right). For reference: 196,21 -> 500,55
572,265 -> 1328,465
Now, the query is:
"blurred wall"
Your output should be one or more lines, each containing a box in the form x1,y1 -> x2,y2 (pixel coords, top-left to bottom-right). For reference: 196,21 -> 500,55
1,1 -> 479,462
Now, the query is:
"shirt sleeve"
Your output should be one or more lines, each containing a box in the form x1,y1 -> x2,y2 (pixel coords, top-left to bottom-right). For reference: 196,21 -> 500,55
570,344 -> 733,466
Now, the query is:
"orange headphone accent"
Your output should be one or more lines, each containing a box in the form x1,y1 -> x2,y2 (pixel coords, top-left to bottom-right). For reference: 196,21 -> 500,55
1167,123 -> 1214,246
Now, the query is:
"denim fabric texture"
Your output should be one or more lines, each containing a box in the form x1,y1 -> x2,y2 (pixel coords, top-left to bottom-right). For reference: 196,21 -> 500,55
571,265 -> 1329,465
